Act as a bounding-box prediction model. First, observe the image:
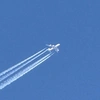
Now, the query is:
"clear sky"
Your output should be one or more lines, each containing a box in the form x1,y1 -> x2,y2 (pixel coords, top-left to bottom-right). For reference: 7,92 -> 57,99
0,0 -> 100,100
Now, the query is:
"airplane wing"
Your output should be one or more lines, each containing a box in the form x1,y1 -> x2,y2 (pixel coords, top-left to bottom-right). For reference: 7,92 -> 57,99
46,44 -> 60,52
55,48 -> 59,52
46,44 -> 52,47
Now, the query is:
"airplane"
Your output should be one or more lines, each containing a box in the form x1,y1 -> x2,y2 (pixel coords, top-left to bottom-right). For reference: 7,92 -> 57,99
46,43 -> 60,52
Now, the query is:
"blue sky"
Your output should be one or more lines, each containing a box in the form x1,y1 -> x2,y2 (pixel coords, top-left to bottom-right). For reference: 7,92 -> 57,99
0,0 -> 100,99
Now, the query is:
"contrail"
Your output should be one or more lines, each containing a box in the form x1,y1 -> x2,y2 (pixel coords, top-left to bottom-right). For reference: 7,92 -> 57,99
0,48 -> 46,77
0,49 -> 47,82
0,53 -> 54,90
18,53 -> 54,77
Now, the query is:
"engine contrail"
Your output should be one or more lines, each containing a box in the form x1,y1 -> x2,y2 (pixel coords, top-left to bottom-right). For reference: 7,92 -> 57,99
0,43 -> 60,90
0,49 -> 47,82
18,53 -> 54,77
0,53 -> 53,90
0,48 -> 46,77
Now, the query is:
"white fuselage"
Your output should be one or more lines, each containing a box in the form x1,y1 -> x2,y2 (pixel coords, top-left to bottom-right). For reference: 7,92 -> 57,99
47,44 -> 60,52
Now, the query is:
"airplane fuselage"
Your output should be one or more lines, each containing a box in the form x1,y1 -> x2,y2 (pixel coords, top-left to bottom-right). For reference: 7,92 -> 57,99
47,43 -> 60,52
